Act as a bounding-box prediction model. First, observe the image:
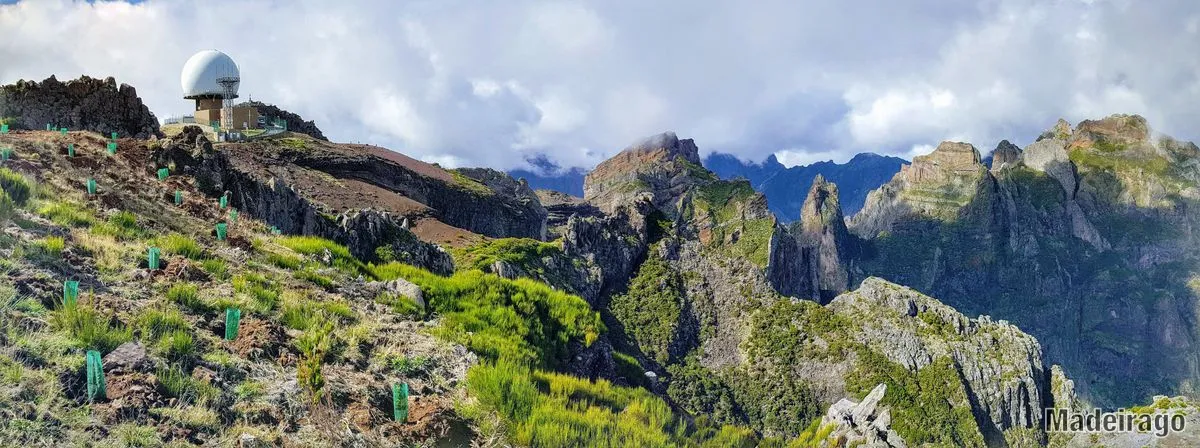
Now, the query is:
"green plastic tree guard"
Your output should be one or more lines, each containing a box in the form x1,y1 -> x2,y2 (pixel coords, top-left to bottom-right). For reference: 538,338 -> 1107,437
60,128 -> 67,136
67,143 -> 75,157
147,247 -> 161,270
111,132 -> 118,140
45,124 -> 51,131
174,190 -> 183,206
86,178 -> 97,195
215,223 -> 227,241
86,350 -> 105,402
224,308 -> 241,340
1,124 -> 8,133
63,280 -> 79,307
270,226 -> 281,235
393,383 -> 409,422
157,168 -> 169,181
1,148 -> 10,161
219,195 -> 228,209
230,209 -> 238,223
106,142 -> 117,155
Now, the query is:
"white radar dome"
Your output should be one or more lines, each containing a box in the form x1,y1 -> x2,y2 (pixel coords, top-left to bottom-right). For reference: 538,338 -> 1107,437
181,50 -> 240,99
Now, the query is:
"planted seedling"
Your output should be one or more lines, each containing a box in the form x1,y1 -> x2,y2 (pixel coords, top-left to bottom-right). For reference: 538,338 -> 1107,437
147,247 -> 161,270
393,383 -> 409,422
63,280 -> 79,307
224,308 -> 241,340
86,350 -> 105,402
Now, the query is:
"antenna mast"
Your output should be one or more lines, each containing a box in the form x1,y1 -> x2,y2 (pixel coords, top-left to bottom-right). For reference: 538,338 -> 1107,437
217,76 -> 239,131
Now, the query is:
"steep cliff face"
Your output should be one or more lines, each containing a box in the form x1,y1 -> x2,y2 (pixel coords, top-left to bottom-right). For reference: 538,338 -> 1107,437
849,114 -> 1200,408
0,75 -> 162,139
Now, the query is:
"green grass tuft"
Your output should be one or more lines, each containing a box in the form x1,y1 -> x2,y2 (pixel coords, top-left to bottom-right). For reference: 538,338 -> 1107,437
161,233 -> 204,260
50,303 -> 132,354
166,283 -> 205,312
0,168 -> 32,205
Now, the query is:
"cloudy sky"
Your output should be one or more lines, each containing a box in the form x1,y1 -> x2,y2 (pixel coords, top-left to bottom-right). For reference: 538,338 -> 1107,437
1,0 -> 1198,172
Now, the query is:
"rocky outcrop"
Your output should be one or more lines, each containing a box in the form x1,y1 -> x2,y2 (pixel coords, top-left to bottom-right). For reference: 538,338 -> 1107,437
821,384 -> 907,448
584,131 -> 710,216
0,75 -> 161,139
535,190 -> 601,238
561,202 -> 650,304
829,278 -> 1051,445
798,175 -> 851,301
237,101 -> 327,140
990,140 -> 1022,171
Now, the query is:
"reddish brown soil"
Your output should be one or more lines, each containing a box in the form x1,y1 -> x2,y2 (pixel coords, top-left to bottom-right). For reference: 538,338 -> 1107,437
227,318 -> 286,361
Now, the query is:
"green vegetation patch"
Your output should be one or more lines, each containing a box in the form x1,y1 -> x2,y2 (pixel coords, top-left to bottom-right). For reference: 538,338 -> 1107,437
465,361 -> 756,447
279,235 -> 371,278
844,351 -> 986,447
449,170 -> 493,196
691,181 -> 774,267
451,237 -> 562,273
609,250 -> 683,365
371,262 -> 601,369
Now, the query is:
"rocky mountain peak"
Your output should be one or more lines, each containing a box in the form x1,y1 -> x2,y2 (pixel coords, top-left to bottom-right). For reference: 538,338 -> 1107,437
584,131 -> 714,215
1073,113 -> 1151,147
798,174 -> 851,301
896,141 -> 985,186
620,131 -> 702,165
991,139 -> 1022,171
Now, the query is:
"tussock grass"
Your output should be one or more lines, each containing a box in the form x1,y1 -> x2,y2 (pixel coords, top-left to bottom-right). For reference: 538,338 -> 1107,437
166,283 -> 204,311
0,168 -> 32,206
37,200 -> 95,227
279,236 -> 370,277
50,302 -> 132,354
160,233 -> 204,260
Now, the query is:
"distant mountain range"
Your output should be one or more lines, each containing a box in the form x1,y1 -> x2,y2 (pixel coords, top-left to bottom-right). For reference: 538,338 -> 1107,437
709,152 -> 908,221
510,151 -> 907,221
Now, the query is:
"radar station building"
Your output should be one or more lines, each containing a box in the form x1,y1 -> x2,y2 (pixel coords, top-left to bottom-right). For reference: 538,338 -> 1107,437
181,50 -> 258,131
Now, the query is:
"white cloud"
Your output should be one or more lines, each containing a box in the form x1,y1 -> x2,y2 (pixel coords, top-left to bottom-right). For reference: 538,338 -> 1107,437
1,0 -> 1199,170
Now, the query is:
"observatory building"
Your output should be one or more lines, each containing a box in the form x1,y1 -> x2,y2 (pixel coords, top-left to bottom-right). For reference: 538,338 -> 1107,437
181,50 -> 258,131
